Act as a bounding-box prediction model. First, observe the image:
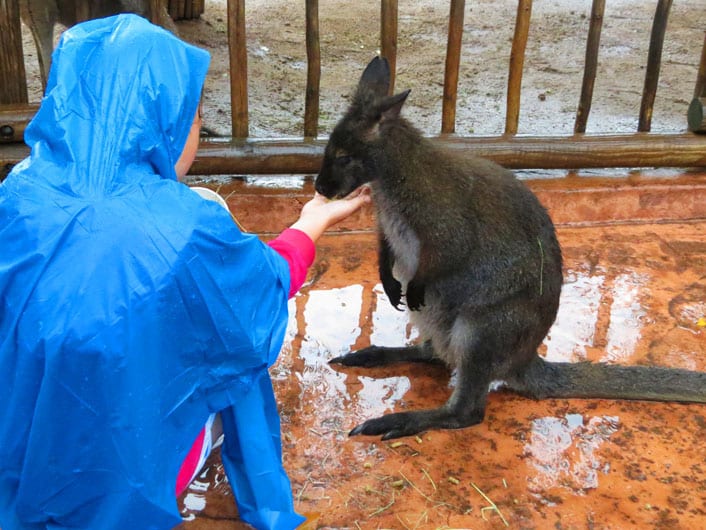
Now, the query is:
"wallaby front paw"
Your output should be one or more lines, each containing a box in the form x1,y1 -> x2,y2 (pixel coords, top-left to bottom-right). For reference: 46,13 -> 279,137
405,280 -> 425,311
382,277 -> 404,310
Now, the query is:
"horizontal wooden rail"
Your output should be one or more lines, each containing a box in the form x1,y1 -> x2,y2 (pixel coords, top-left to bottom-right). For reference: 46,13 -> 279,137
175,133 -> 706,173
0,104 -> 37,142
6,133 -> 702,177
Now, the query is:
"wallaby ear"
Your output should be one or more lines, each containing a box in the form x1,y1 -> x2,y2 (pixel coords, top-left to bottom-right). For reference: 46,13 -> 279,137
379,89 -> 411,121
357,56 -> 391,98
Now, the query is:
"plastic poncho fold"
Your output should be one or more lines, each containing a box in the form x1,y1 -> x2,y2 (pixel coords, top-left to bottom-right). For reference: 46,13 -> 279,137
0,14 -> 304,530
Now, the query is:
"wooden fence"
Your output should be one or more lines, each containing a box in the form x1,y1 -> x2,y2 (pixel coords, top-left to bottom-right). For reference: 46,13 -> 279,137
1,0 -> 706,177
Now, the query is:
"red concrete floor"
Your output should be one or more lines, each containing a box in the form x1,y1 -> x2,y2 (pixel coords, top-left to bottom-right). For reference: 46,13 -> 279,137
177,170 -> 706,530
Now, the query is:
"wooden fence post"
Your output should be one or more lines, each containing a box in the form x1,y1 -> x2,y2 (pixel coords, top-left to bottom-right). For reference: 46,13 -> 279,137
380,0 -> 398,94
304,0 -> 320,138
638,0 -> 672,132
0,0 -> 29,105
574,0 -> 605,134
441,0 -> 465,134
688,32 -> 706,133
505,0 -> 532,135
228,0 -> 249,138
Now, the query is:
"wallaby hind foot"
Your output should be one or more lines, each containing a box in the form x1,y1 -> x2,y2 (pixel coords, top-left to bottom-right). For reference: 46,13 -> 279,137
347,345 -> 493,440
329,341 -> 441,367
349,405 -> 484,440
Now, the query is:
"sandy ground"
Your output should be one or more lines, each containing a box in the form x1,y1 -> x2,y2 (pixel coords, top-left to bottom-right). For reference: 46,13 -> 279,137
20,0 -> 706,139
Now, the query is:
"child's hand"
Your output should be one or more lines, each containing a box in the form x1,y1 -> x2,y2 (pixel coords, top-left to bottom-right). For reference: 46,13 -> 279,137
291,186 -> 371,242
301,186 -> 371,226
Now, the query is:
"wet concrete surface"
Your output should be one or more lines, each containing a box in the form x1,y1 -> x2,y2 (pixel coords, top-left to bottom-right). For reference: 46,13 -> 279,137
178,171 -> 706,529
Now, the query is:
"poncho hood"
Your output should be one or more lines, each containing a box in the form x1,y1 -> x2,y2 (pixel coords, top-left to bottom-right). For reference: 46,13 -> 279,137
0,14 -> 303,530
24,13 -> 204,195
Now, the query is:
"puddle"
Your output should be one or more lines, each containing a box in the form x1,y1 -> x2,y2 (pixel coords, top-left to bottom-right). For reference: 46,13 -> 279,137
369,283 -> 419,347
603,272 -> 649,363
544,270 -> 605,362
525,414 -> 620,498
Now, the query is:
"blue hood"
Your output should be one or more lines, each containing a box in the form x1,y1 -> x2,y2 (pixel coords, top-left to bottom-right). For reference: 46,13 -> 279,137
0,14 -> 303,530
26,13 -> 205,195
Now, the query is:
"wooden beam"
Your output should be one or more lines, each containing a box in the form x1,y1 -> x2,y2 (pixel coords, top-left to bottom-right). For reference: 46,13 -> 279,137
442,0 -> 465,134
168,0 -> 179,19
695,31 -> 706,99
150,0 -> 162,24
0,0 -> 28,105
192,133 -> 706,173
3,134 -> 704,176
574,0 -> 605,133
688,97 -> 706,133
228,0 -> 249,138
304,0 -> 321,138
505,0 -> 532,135
689,32 -> 706,133
638,0 -> 673,132
380,0 -> 398,93
157,133 -> 706,174
0,104 -> 38,143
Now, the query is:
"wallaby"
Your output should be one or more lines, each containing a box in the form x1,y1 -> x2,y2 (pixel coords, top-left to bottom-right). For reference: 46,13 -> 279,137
314,56 -> 706,441
20,0 -> 177,90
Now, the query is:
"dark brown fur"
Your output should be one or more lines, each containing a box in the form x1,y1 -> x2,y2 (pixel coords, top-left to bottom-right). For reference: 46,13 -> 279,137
315,56 -> 706,440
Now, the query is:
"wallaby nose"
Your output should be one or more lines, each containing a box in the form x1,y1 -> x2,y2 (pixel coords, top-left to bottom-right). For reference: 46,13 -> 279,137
314,178 -> 328,197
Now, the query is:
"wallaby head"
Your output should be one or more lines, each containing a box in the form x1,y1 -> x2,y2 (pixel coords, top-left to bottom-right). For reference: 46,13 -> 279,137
315,56 -> 410,198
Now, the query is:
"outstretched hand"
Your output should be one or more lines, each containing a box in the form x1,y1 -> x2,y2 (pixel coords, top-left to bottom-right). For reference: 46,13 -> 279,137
290,186 -> 371,243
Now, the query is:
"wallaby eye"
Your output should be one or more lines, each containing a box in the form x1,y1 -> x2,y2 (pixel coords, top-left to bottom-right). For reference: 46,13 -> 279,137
335,154 -> 353,166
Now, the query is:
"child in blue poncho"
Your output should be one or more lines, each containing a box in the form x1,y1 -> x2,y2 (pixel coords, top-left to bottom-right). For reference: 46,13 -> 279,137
0,14 -> 369,530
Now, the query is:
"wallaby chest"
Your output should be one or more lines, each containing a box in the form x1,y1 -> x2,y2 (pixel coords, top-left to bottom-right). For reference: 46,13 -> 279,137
372,185 -> 420,284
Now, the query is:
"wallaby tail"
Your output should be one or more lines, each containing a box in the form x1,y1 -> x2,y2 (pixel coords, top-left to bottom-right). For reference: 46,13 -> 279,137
508,356 -> 706,404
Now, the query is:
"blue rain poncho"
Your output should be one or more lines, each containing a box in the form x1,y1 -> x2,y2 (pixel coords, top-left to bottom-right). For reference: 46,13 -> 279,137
0,14 -> 304,530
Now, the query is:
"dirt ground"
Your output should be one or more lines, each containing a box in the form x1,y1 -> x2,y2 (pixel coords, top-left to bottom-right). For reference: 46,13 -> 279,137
20,0 -> 705,139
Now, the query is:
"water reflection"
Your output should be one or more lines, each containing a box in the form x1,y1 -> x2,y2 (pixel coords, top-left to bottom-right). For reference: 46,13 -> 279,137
299,285 -> 362,402
181,490 -> 206,521
180,462 -> 230,521
544,271 -> 604,362
289,268 -> 653,422
370,283 -> 419,346
603,273 -> 648,363
354,375 -> 411,419
525,414 -> 620,496
294,284 -> 416,420
543,269 -> 648,364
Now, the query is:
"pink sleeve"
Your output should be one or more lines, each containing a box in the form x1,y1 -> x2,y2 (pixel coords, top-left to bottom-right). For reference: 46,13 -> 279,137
267,228 -> 316,298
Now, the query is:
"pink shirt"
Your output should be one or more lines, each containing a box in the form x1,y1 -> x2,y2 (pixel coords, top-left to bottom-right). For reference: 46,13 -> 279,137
266,228 -> 317,298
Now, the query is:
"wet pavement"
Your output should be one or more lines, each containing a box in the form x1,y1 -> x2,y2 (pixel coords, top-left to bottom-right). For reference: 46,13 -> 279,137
178,170 -> 706,529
